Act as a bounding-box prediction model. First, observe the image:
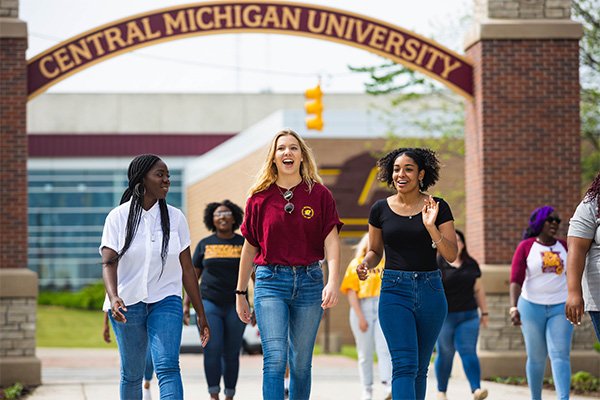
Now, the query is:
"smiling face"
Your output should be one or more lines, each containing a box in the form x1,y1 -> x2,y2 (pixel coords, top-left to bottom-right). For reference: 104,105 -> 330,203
213,205 -> 234,234
273,134 -> 302,178
143,159 -> 170,202
392,154 -> 425,193
540,212 -> 561,239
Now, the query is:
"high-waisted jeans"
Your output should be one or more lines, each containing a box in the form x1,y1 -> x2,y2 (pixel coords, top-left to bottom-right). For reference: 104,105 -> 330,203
378,269 -> 448,400
253,263 -> 324,400
434,309 -> 482,393
109,295 -> 183,400
518,297 -> 573,400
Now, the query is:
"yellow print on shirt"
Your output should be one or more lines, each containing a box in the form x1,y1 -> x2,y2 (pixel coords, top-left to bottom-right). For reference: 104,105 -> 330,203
541,250 -> 564,275
204,244 -> 242,260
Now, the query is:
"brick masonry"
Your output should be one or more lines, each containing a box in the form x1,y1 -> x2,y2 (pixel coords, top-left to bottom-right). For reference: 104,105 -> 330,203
0,298 -> 37,357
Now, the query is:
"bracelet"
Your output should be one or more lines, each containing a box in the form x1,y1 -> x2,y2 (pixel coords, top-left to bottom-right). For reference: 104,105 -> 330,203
431,235 -> 444,249
481,312 -> 489,316
235,290 -> 248,295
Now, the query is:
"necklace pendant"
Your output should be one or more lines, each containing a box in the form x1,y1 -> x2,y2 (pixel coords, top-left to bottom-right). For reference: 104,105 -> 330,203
283,190 -> 293,201
409,215 -> 412,219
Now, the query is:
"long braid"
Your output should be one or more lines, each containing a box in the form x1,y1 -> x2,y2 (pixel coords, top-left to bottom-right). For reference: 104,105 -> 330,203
583,171 -> 600,218
158,198 -> 170,277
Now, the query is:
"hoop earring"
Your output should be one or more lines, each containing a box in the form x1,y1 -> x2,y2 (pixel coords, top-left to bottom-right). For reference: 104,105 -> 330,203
133,182 -> 146,197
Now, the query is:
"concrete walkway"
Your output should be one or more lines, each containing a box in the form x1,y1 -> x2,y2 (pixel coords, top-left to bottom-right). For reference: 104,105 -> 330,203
27,348 -> 591,399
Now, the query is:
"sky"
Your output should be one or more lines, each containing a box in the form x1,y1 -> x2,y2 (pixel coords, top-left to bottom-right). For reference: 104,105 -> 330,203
21,0 -> 472,94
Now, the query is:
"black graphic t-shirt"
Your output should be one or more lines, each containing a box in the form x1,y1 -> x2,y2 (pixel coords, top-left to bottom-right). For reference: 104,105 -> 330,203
192,233 -> 244,305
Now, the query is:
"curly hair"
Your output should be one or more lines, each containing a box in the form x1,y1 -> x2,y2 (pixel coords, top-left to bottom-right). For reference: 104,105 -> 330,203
203,200 -> 244,232
376,147 -> 440,191
584,170 -> 600,217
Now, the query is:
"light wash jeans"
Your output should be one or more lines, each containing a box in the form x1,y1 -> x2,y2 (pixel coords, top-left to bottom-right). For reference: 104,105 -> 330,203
518,297 -> 573,400
109,295 -> 183,400
434,309 -> 481,393
378,269 -> 448,400
202,299 -> 246,398
253,263 -> 324,400
349,296 -> 392,397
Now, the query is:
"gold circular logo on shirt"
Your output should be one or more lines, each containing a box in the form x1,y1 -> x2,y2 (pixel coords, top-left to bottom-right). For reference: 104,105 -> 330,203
301,206 -> 314,219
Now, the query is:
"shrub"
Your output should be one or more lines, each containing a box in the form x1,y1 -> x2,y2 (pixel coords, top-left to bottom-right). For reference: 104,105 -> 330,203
2,382 -> 24,399
571,371 -> 599,393
38,281 -> 105,310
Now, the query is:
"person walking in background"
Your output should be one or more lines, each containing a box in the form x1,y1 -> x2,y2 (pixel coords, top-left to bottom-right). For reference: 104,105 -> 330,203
183,200 -> 246,400
357,147 -> 458,400
235,128 -> 343,400
103,312 -> 155,400
340,233 -> 392,400
510,206 -> 572,400
435,230 -> 489,400
101,154 -> 210,400
566,171 -> 600,341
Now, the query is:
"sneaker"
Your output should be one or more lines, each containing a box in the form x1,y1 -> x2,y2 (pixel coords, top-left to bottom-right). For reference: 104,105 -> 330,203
142,387 -> 152,400
284,388 -> 289,399
384,393 -> 392,400
473,388 -> 488,400
361,388 -> 373,400
436,393 -> 448,400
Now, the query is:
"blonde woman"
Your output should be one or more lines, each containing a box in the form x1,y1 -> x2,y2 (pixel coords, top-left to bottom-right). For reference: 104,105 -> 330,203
340,233 -> 392,400
236,129 -> 343,400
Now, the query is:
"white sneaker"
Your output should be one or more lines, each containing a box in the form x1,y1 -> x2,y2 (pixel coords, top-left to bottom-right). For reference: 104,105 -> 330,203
473,388 -> 488,400
437,392 -> 448,400
361,388 -> 373,400
142,387 -> 152,400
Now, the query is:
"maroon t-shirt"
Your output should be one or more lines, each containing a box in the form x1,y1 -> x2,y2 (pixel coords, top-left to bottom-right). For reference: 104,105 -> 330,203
241,181 -> 343,266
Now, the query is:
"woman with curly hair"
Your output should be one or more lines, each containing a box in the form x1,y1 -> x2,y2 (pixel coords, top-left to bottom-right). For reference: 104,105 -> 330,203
184,200 -> 246,400
566,171 -> 600,341
357,147 -> 458,400
509,205 -> 572,400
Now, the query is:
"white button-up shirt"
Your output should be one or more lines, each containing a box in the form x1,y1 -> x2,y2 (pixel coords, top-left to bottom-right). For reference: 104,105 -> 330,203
100,200 -> 191,311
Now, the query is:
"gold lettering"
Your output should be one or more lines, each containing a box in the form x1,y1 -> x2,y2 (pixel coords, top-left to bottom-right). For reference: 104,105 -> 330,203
67,39 -> 93,65
233,5 -> 243,28
125,21 -> 146,46
164,11 -> 188,35
213,5 -> 233,29
197,7 -> 214,30
281,6 -> 300,30
262,6 -> 281,28
415,43 -> 428,65
325,14 -> 347,37
355,20 -> 375,43
53,48 -> 74,72
368,25 -> 388,49
104,27 -> 126,52
383,30 -> 404,56
242,5 -> 261,28
39,55 -> 59,79
307,10 -> 326,33
141,17 -> 161,40
424,47 -> 444,70
86,32 -> 106,56
187,9 -> 198,31
344,18 -> 356,40
440,56 -> 462,78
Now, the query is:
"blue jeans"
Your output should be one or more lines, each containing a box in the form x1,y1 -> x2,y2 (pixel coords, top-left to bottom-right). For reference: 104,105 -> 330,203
589,311 -> 600,341
378,269 -> 447,400
202,299 -> 246,397
109,295 -> 183,400
144,346 -> 154,382
254,264 -> 324,400
518,297 -> 573,400
434,309 -> 481,393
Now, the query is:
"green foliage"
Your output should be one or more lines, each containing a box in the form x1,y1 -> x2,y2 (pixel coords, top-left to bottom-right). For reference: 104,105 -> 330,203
1,382 -> 24,399
571,371 -> 600,393
37,305 -> 117,348
489,376 -> 527,385
38,281 -> 106,310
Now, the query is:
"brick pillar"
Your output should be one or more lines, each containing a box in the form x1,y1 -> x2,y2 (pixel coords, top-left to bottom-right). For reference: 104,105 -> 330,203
0,2 -> 42,385
461,0 -> 599,378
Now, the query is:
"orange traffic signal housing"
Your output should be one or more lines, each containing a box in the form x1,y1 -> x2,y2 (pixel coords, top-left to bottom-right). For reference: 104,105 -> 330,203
304,84 -> 323,131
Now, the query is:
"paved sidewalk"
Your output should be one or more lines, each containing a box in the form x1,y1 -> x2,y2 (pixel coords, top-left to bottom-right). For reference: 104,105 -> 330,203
27,348 -> 590,399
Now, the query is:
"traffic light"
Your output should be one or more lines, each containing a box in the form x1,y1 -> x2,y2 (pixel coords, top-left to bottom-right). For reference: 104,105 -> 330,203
304,84 -> 323,131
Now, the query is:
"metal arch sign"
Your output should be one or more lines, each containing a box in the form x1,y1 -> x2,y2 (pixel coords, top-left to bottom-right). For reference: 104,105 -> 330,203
27,1 -> 474,100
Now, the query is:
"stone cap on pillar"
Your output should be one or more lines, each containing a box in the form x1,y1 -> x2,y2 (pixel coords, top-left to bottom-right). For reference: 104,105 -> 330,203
0,268 -> 38,298
0,17 -> 27,39
464,18 -> 583,50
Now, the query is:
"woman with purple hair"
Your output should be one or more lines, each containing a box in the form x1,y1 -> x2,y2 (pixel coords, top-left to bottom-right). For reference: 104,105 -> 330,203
509,206 -> 573,400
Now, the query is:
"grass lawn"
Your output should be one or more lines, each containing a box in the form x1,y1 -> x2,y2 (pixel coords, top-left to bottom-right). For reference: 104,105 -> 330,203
37,305 -> 117,348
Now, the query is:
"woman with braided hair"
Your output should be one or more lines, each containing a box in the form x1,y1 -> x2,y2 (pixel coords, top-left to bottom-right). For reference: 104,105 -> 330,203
566,170 -> 600,341
101,154 -> 210,400
357,147 -> 458,400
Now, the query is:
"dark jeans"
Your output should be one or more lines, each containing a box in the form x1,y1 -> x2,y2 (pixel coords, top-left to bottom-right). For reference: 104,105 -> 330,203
378,269 -> 447,400
589,311 -> 600,341
202,299 -> 246,397
434,309 -> 481,392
